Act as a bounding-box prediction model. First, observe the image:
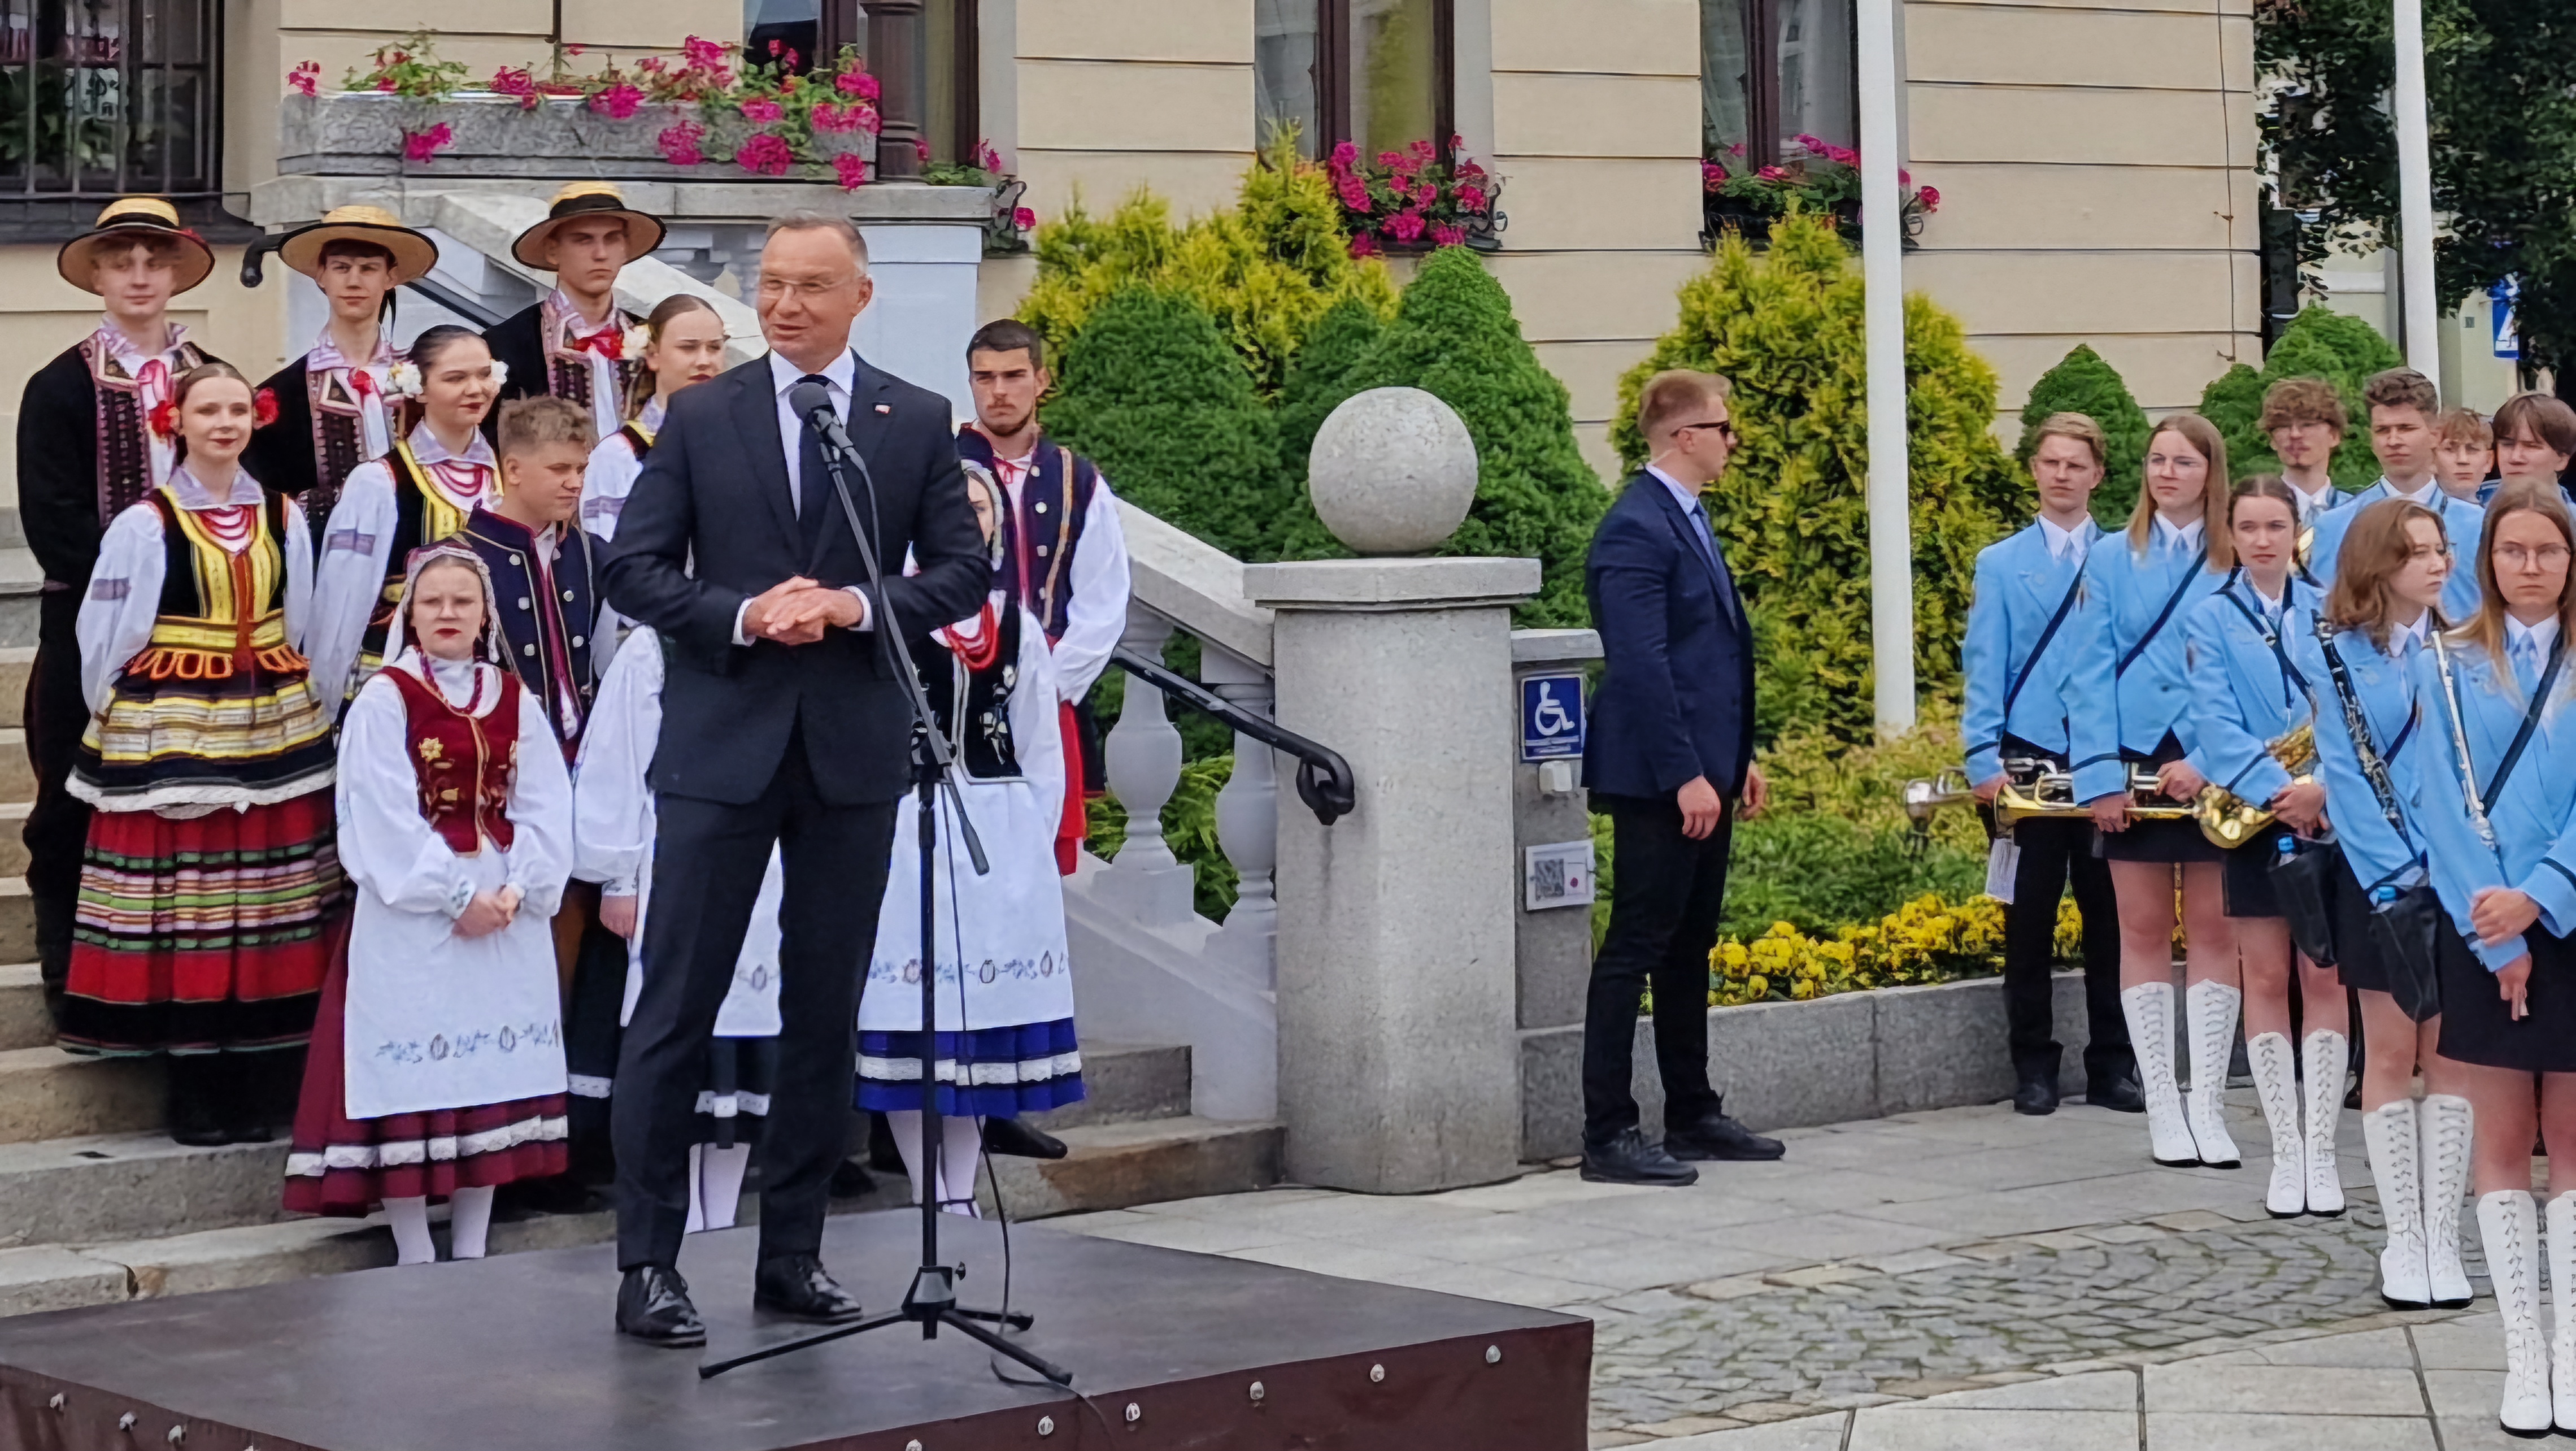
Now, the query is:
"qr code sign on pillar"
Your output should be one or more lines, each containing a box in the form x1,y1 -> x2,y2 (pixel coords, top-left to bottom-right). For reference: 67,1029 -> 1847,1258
1524,840 -> 1596,911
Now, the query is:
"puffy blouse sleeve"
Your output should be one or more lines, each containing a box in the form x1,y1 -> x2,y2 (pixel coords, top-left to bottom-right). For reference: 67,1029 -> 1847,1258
75,501 -> 169,717
572,626 -> 662,894
504,677 -> 576,919
336,671 -> 475,920
1008,607 -> 1065,818
303,459 -> 399,722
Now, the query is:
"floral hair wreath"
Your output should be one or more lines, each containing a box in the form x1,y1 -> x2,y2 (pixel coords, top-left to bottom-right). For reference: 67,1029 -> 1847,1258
386,357 -> 508,401
147,387 -> 281,440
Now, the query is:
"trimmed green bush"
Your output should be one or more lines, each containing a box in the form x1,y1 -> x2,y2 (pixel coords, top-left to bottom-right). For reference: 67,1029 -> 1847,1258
2201,306 -> 2404,486
2018,344 -> 2152,526
1611,210 -> 2021,743
1042,287 -> 1285,561
1276,296 -> 1386,483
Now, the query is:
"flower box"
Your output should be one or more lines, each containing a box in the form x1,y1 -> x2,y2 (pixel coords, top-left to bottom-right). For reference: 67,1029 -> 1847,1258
277,92 -> 874,183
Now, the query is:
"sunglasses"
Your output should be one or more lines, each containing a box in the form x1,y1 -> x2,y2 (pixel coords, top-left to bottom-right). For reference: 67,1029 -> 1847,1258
1677,420 -> 1738,444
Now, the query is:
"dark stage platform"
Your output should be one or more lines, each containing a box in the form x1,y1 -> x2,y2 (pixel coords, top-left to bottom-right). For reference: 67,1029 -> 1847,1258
0,1207 -> 1591,1450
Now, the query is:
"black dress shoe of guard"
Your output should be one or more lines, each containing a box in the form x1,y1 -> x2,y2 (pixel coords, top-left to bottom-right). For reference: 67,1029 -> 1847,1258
754,1254 -> 865,1323
1581,1128 -> 1700,1185
2013,1074 -> 2060,1117
982,1117 -> 1069,1160
1666,1109 -> 1788,1162
616,1266 -> 706,1348
2087,1072 -> 2147,1114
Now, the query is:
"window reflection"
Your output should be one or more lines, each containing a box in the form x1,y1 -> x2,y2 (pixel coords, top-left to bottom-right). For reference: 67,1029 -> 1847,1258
1255,0 -> 1322,158
1350,0 -> 1437,159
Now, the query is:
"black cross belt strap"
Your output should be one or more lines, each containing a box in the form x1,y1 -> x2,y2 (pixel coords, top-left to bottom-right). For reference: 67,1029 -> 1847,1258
2482,633 -> 2569,806
2116,548 -> 2209,677
2218,578 -> 2312,703
2001,567 -> 2087,718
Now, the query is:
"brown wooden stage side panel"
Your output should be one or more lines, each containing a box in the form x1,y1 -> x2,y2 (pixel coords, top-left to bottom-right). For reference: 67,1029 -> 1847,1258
0,1210 -> 1592,1450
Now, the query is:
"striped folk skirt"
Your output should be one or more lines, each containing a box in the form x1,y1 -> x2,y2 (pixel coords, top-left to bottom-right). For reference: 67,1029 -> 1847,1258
855,1020 -> 1086,1119
56,791 -> 342,1056
284,953 -> 569,1215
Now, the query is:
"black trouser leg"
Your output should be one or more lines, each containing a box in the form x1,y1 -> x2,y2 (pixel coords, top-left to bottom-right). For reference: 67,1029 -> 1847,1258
2002,817 -> 2078,1083
563,920 -> 630,1185
2069,842 -> 2133,1084
1584,793 -> 1729,1146
24,593 -> 89,1017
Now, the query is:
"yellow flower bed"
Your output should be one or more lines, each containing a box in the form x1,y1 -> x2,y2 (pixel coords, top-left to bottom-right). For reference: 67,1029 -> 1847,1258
1705,894 -> 2086,1007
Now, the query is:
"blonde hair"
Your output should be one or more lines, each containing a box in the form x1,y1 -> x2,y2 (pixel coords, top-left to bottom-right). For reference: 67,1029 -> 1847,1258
2433,405 -> 2496,450
2452,480 -> 2576,670
2027,411 -> 2107,471
2124,412 -> 2233,570
1637,370 -> 1732,445
495,394 -> 597,459
2324,498 -> 2449,650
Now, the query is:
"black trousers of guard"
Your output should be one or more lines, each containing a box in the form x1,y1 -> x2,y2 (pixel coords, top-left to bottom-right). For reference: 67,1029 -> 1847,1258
613,724 -> 896,1271
24,590 -> 89,1015
1988,748 -> 2131,1089
1583,790 -> 1730,1147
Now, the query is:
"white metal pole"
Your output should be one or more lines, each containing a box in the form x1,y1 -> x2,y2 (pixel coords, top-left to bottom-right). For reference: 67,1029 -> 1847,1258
2391,0 -> 2440,380
1856,0 -> 1914,733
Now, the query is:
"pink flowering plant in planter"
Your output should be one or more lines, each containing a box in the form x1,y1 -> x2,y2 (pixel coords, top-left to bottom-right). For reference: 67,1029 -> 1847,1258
920,140 -> 1037,254
1325,136 -> 1504,256
1701,136 -> 1939,249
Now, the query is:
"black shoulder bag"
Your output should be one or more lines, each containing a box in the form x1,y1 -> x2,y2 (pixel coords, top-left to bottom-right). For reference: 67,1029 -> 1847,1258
2317,621 -> 2440,1013
2216,585 -> 2340,963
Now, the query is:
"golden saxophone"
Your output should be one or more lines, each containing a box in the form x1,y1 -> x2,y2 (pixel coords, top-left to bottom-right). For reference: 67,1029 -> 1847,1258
2191,723 -> 2317,849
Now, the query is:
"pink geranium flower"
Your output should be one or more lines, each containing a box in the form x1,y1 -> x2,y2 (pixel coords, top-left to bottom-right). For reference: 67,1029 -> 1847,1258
1458,184 -> 1489,211
1012,206 -> 1037,231
1431,223 -> 1465,247
832,153 -> 869,189
1348,233 -> 1380,258
656,119 -> 707,167
491,66 -> 538,109
287,61 -> 320,97
402,123 -> 454,163
1411,180 -> 1438,207
1916,185 -> 1940,213
739,96 -> 784,124
590,81 -> 645,120
1387,209 -> 1426,244
811,101 -> 863,133
1330,140 -> 1358,169
838,69 -> 881,100
738,133 -> 794,176
1336,175 -> 1372,211
1375,150 -> 1407,170
1757,164 -> 1791,181
1700,161 -> 1726,192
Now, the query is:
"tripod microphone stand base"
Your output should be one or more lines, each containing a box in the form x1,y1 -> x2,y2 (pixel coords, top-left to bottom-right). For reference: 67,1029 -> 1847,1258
699,1263 -> 1071,1383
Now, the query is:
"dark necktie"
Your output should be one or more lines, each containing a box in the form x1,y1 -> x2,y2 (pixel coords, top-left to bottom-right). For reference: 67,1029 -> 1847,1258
797,374 -> 834,559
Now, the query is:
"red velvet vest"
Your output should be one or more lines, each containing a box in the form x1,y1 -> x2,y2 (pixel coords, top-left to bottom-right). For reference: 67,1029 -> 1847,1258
386,664 -> 519,856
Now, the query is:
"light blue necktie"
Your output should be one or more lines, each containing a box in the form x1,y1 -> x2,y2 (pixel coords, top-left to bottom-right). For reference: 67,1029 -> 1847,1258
2512,632 -> 2543,693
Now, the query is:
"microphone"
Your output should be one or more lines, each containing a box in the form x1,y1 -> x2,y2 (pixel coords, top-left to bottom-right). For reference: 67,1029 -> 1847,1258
787,378 -> 852,453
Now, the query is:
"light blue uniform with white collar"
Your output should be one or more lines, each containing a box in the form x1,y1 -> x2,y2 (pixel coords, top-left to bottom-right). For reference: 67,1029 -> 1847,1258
2065,520 -> 2230,803
2288,619 -> 2431,895
1960,518 -> 2094,784
2183,571 -> 2321,807
2308,480 -> 2486,622
2406,622 -> 2576,971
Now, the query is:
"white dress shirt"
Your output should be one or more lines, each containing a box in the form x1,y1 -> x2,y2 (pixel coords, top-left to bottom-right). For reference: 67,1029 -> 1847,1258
2288,479 -> 2338,524
2389,611 -> 2431,660
2381,476 -> 2440,507
2038,514 -> 2093,567
733,347 -> 872,645
2152,514 -> 2207,558
2507,612 -> 2560,688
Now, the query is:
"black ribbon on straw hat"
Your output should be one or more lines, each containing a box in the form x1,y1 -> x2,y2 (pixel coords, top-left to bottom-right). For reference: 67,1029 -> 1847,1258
56,197 -> 216,296
510,181 -> 667,269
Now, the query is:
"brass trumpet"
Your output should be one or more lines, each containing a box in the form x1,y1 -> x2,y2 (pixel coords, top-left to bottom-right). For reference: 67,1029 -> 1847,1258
2192,723 -> 2317,849
1994,758 -> 2198,831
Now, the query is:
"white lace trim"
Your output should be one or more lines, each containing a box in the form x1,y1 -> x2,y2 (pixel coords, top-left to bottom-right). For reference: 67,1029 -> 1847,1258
855,1050 -> 1083,1086
282,1112 -> 568,1176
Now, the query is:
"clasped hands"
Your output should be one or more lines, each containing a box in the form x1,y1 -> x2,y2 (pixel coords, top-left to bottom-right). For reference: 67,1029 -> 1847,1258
745,576 -> 863,647
455,884 -> 525,940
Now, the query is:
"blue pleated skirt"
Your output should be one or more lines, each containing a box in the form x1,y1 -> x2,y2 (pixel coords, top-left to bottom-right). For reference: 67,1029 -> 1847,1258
854,1018 -> 1086,1118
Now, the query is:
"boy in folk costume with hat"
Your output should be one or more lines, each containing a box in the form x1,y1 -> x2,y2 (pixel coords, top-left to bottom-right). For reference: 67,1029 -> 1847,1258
245,206 -> 441,543
484,183 -> 661,446
18,198 -> 220,1020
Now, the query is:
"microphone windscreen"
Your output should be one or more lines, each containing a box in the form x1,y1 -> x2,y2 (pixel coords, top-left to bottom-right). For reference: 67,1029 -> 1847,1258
787,379 -> 836,424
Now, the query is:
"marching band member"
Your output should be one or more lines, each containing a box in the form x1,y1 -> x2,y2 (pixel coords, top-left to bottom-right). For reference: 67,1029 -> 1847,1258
304,327 -> 502,715
578,294 -> 728,544
2290,498 -> 2471,1309
2183,475 -> 2343,1218
282,544 -> 573,1263
2408,483 -> 2576,1436
2260,377 -> 2349,567
2310,369 -> 2483,620
2433,407 -> 2497,505
2068,414 -> 2235,1171
2491,392 -> 2576,506
1961,412 -> 2136,1117
59,364 -> 338,1145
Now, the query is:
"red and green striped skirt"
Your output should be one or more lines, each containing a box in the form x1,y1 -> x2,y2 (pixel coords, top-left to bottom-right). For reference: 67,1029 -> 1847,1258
56,790 -> 343,1056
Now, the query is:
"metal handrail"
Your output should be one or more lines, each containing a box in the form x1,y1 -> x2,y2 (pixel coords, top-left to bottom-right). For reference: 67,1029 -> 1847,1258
1113,646 -> 1355,826
238,234 -> 507,329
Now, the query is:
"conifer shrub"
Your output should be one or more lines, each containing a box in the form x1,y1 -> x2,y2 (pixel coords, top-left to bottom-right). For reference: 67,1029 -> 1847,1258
2017,344 -> 2152,524
1611,210 -> 2020,743
2200,305 -> 2404,486
1276,296 -> 1386,483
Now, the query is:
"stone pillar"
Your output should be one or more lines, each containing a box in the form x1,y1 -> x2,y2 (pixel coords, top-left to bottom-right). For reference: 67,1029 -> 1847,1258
1509,628 -> 1602,1160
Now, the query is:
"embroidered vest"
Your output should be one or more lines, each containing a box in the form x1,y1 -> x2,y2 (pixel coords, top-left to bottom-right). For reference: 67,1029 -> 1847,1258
131,490 -> 306,685
956,428 -> 1097,644
543,302 -> 646,417
84,336 -> 206,528
461,507 -> 601,756
304,361 -> 400,535
386,664 -> 520,856
357,442 -> 479,673
922,605 -> 1024,781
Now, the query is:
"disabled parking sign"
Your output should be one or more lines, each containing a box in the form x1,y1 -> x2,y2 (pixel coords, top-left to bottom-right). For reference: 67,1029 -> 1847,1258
1520,673 -> 1586,762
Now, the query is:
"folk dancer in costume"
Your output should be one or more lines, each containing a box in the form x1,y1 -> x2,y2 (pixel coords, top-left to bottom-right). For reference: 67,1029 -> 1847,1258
2184,476 -> 2346,1217
856,464 -> 1085,1214
576,623 -> 784,1233
2287,498 -> 2474,1310
282,543 -> 573,1265
19,198 -> 218,1022
578,294 -> 729,544
2434,407 -> 2499,506
2066,414 -> 2236,1171
956,319 -> 1133,877
2260,377 -> 2349,577
2309,370 -> 2485,621
60,364 -> 339,1146
1961,412 -> 2139,1118
304,327 -> 502,715
2404,484 -> 2576,1435
243,206 -> 439,542
485,182 -> 662,445
2491,392 -> 2576,509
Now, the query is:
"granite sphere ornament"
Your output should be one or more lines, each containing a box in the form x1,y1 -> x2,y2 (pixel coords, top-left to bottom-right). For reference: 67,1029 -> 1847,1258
1306,386 -> 1478,555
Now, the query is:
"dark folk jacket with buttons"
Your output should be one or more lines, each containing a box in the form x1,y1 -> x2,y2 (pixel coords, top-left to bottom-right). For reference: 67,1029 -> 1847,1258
462,505 -> 604,760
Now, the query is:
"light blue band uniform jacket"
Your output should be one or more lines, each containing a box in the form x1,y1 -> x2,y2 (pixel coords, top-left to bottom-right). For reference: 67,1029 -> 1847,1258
2286,622 -> 2430,896
2407,636 -> 2576,972
1960,520 -> 2095,784
2066,533 -> 2229,803
2184,572 -> 2322,811
2307,481 -> 2486,623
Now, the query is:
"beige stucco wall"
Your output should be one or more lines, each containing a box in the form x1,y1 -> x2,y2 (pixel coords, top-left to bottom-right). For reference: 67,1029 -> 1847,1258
1900,0 -> 2261,418
1003,0 -> 1259,223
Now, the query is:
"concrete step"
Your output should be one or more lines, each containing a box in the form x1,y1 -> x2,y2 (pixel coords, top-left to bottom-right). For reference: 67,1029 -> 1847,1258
1026,1041 -> 1190,1131
989,1115 -> 1283,1220
0,1132 -> 286,1248
0,878 -> 31,966
0,728 -> 30,805
0,1046 -> 160,1144
0,963 -> 43,1051
0,802 -> 29,876
0,646 -> 29,720
0,561 -> 35,650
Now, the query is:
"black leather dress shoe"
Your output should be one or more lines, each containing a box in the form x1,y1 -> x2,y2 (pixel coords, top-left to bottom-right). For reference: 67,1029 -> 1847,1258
2087,1072 -> 2147,1114
1581,1128 -> 1699,1185
616,1266 -> 706,1348
2012,1075 -> 2060,1117
981,1117 -> 1069,1160
1666,1109 -> 1787,1162
754,1254 -> 864,1323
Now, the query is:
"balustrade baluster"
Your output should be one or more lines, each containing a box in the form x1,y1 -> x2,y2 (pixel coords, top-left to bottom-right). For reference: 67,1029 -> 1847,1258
1203,647 -> 1278,987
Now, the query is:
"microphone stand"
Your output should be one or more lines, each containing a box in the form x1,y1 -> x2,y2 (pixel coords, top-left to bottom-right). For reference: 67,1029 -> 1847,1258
700,392 -> 1070,1388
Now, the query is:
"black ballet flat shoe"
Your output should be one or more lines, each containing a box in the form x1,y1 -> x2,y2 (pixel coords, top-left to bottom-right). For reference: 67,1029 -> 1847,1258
1667,1109 -> 1787,1162
2012,1074 -> 2060,1117
754,1254 -> 864,1323
2087,1073 -> 2147,1114
981,1118 -> 1069,1160
1579,1128 -> 1698,1186
616,1265 -> 706,1348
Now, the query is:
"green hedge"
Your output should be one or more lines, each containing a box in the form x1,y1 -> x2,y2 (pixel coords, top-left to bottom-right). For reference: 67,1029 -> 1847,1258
2017,345 -> 2152,526
2200,306 -> 2404,485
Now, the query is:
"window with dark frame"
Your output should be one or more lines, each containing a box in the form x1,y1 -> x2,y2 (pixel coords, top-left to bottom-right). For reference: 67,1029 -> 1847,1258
1702,0 -> 1856,169
0,0 -> 225,238
1257,0 -> 1453,162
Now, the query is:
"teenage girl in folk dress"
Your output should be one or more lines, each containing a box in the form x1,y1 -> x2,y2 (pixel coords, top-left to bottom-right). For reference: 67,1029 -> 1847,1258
2406,483 -> 2576,1436
2288,499 -> 2474,1311
576,293 -> 728,545
62,364 -> 339,1147
2065,414 -> 2238,1172
282,543 -> 575,1265
2182,476 -> 2346,1219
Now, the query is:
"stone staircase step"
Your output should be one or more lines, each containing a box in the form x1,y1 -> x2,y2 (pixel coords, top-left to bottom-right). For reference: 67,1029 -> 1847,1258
0,728 -> 30,805
0,1132 -> 289,1249
0,878 -> 32,966
0,1046 -> 160,1144
0,801 -> 29,876
1026,1041 -> 1190,1131
0,645 -> 31,711
989,1115 -> 1283,1220
0,963 -> 43,1052
0,563 -> 36,651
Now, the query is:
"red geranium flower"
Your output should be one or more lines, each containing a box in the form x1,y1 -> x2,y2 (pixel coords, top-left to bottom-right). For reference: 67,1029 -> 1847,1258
832,153 -> 869,190
253,388 -> 281,428
739,96 -> 785,124
738,133 -> 794,176
287,61 -> 320,98
590,82 -> 645,120
402,123 -> 454,163
656,120 -> 707,167
1012,207 -> 1037,230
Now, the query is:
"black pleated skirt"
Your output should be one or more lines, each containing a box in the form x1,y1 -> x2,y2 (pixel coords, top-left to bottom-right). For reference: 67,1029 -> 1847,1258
2095,732 -> 2226,864
2436,922 -> 2576,1071
2220,824 -> 2296,919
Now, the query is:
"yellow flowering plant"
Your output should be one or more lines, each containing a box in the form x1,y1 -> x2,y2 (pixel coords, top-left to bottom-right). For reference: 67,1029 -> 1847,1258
1706,893 -> 2083,1007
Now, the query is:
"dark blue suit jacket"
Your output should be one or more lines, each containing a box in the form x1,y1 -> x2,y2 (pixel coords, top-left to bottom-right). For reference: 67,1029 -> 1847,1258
1582,471 -> 1757,800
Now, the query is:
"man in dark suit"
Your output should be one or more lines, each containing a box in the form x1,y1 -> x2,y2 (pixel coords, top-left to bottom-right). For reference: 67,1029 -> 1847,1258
601,212 -> 988,1345
1581,369 -> 1786,1186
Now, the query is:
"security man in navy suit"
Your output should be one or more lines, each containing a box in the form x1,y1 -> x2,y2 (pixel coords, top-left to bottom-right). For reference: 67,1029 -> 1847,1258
1580,370 -> 1786,1185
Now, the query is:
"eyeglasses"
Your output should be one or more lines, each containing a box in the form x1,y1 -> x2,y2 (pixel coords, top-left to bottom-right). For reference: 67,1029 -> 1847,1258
2495,544 -> 2571,568
755,275 -> 856,302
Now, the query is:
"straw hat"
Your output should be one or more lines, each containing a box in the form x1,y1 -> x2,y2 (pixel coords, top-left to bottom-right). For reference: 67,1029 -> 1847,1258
278,205 -> 440,285
510,181 -> 667,269
56,197 -> 216,295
